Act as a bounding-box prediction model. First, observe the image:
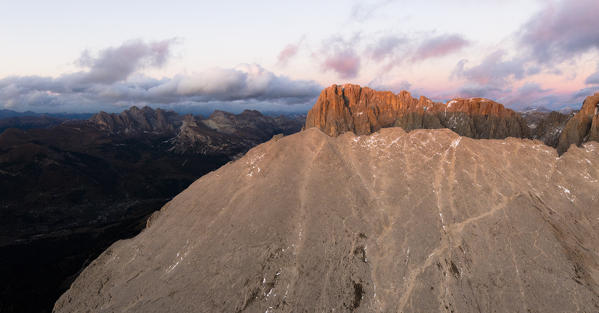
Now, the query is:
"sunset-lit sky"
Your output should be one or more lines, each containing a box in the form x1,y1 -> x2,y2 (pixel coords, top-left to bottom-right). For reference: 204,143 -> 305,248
1,0 -> 598,113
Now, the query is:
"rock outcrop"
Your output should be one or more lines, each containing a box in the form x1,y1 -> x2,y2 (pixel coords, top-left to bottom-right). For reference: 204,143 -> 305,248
55,127 -> 599,313
557,93 -> 599,154
305,84 -> 529,139
522,110 -> 573,148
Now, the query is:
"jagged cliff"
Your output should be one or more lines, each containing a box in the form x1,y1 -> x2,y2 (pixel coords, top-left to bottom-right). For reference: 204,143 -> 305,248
557,93 -> 599,154
305,84 -> 529,139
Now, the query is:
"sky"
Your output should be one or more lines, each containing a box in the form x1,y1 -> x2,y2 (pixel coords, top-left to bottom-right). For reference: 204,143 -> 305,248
1,0 -> 599,113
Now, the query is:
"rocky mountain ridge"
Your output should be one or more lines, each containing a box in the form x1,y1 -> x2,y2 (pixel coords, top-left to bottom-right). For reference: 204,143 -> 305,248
305,84 -> 530,139
305,84 -> 598,153
55,127 -> 599,312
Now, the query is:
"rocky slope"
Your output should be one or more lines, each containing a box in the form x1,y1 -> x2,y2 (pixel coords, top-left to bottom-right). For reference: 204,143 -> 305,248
521,110 -> 573,147
0,107 -> 304,313
305,84 -> 530,139
171,109 -> 304,155
55,127 -> 599,313
557,92 -> 599,154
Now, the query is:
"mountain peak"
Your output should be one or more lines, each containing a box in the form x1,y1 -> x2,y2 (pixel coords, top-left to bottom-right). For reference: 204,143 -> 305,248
54,126 -> 599,313
305,84 -> 527,138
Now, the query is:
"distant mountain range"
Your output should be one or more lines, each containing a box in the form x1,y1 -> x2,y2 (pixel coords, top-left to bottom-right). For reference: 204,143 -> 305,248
0,107 -> 304,313
0,109 -> 93,120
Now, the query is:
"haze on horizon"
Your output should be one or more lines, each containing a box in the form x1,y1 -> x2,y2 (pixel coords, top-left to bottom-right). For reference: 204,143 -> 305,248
1,0 -> 598,114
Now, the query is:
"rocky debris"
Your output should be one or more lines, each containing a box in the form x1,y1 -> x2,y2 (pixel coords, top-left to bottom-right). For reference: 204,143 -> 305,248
305,84 -> 529,139
557,93 -> 599,154
56,127 -> 599,313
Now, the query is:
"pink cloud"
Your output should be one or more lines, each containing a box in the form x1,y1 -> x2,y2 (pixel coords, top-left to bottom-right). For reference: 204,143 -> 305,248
277,42 -> 301,66
412,34 -> 469,62
322,52 -> 361,79
317,35 -> 362,79
452,50 -> 526,87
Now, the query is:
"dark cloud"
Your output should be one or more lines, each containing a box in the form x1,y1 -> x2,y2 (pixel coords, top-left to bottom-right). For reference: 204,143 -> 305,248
585,67 -> 599,85
151,64 -> 321,103
500,82 -> 553,109
75,39 -> 176,85
519,0 -> 599,64
0,41 -> 322,113
452,50 -> 527,87
457,84 -> 506,99
573,86 -> 599,99
412,34 -> 469,62
451,1 -> 599,110
516,82 -> 551,95
318,36 -> 361,79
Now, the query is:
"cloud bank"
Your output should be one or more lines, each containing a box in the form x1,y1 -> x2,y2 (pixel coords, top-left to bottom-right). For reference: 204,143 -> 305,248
448,0 -> 599,110
0,40 -> 322,113
518,0 -> 599,64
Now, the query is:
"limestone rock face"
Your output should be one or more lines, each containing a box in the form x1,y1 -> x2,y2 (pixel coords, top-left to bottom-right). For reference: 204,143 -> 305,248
557,93 -> 599,154
305,84 -> 529,139
55,127 -> 599,313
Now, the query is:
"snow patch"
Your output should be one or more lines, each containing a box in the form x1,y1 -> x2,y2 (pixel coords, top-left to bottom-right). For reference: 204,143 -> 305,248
450,137 -> 461,149
439,213 -> 447,231
165,240 -> 191,274
246,152 -> 265,177
557,185 -> 575,202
